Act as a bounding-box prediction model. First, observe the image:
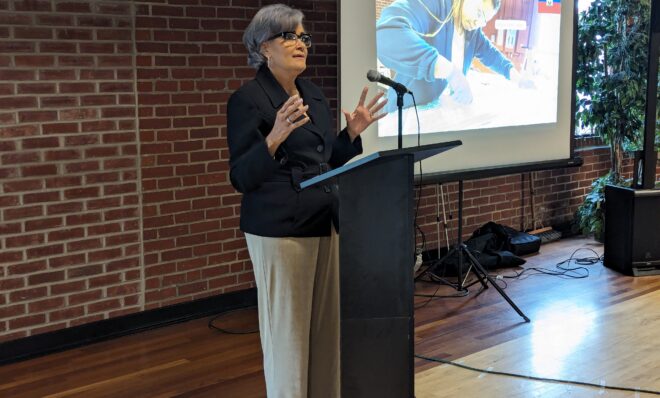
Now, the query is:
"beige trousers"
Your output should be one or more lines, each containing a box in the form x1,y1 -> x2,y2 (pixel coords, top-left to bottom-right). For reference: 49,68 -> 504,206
245,229 -> 340,398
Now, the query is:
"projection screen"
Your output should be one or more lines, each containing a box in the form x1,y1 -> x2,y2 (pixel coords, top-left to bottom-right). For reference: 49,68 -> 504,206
339,0 -> 579,180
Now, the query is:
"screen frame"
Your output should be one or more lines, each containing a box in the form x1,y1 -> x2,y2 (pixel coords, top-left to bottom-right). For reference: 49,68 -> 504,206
337,0 -> 581,183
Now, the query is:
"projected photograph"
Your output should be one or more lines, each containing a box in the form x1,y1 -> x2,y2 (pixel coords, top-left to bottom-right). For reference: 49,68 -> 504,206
376,0 -> 563,137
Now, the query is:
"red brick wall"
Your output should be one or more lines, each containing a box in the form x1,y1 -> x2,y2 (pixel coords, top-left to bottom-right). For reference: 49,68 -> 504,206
0,0 -> 339,342
414,148 -> 660,250
0,0 -> 658,343
135,0 -> 338,310
414,147 -> 612,250
0,0 -> 141,341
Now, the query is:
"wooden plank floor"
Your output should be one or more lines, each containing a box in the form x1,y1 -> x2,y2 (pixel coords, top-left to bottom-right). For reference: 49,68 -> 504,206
416,286 -> 660,397
2,237 -> 660,397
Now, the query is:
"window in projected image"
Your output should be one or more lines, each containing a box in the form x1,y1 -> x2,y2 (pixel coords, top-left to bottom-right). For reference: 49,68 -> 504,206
375,0 -> 565,137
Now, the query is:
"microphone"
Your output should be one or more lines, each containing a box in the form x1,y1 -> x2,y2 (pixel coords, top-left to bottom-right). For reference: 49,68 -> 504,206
366,69 -> 411,94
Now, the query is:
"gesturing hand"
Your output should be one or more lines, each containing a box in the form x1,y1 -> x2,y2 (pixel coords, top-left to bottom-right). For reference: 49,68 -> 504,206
509,69 -> 536,90
447,66 -> 473,105
265,95 -> 310,156
342,87 -> 387,141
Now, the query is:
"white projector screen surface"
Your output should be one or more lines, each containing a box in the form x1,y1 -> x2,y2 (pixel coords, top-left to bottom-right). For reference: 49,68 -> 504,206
339,0 -> 576,177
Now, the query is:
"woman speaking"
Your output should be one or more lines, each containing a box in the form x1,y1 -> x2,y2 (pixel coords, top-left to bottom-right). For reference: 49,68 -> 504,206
227,4 -> 386,397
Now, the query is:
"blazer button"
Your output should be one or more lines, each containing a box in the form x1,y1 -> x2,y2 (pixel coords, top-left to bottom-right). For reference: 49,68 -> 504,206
316,144 -> 324,153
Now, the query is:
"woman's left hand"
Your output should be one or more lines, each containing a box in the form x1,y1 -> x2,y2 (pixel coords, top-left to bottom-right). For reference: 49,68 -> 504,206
342,87 -> 387,142
510,69 -> 536,90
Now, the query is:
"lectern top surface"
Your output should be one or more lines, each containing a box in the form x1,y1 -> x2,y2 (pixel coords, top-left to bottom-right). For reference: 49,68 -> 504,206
300,140 -> 462,189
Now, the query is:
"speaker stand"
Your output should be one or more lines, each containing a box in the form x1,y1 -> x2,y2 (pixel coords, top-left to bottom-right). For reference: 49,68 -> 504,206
425,180 -> 530,323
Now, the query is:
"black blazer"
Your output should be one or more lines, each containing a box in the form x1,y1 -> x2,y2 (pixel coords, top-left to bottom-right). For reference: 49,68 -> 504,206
227,66 -> 363,237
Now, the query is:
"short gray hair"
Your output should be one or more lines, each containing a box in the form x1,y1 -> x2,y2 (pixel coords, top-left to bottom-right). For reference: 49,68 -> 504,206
242,4 -> 305,69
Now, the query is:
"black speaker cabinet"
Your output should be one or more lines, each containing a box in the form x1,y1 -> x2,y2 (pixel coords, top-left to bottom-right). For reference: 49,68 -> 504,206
604,185 -> 660,276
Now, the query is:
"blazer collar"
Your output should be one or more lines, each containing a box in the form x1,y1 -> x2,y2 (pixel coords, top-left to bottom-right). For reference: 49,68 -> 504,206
255,65 -> 289,109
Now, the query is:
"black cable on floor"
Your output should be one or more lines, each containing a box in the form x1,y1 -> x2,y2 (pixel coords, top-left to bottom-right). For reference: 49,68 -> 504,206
503,247 -> 602,280
415,353 -> 660,395
414,284 -> 470,310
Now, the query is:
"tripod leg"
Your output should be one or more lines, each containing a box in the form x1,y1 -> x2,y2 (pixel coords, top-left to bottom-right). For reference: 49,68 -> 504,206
421,246 -> 466,291
463,249 -> 531,323
458,244 -> 487,289
416,247 -> 457,282
415,245 -> 459,282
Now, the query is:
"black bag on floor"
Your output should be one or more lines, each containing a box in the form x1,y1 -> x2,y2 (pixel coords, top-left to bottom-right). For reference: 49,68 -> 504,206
433,222 -> 529,276
471,222 -> 541,256
509,232 -> 542,256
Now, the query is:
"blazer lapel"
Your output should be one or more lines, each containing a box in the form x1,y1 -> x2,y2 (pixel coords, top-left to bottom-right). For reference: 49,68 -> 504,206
255,66 -> 326,140
296,80 -> 327,139
255,66 -> 289,111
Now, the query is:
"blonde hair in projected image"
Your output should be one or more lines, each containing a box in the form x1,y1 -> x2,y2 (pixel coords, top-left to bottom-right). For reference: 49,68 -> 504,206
383,0 -> 500,38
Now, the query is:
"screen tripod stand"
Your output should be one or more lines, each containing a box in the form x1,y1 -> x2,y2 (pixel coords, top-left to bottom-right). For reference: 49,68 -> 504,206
422,180 -> 530,323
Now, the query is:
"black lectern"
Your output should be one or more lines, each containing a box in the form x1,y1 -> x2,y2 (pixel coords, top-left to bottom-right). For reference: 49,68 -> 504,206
301,140 -> 462,398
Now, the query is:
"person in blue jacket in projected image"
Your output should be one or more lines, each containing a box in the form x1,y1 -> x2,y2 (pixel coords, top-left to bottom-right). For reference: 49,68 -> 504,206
377,0 -> 533,112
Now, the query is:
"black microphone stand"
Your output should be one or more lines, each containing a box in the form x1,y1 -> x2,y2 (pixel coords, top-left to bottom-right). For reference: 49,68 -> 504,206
417,180 -> 530,323
366,70 -> 408,149
397,90 -> 405,149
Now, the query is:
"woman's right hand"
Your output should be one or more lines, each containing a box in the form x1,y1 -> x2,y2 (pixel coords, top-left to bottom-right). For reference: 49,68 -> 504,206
434,57 -> 473,105
446,66 -> 473,105
265,95 -> 310,156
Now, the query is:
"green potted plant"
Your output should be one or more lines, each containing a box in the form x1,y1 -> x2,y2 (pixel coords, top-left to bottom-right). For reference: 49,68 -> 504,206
574,0 -> 652,238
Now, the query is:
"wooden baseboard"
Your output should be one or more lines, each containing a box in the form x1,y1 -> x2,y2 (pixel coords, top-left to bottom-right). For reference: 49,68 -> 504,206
0,288 -> 257,366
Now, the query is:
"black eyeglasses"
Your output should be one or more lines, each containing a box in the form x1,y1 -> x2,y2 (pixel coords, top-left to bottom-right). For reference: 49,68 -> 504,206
268,31 -> 312,48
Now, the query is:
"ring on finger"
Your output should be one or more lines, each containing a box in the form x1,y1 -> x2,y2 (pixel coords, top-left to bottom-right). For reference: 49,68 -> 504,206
286,116 -> 293,124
